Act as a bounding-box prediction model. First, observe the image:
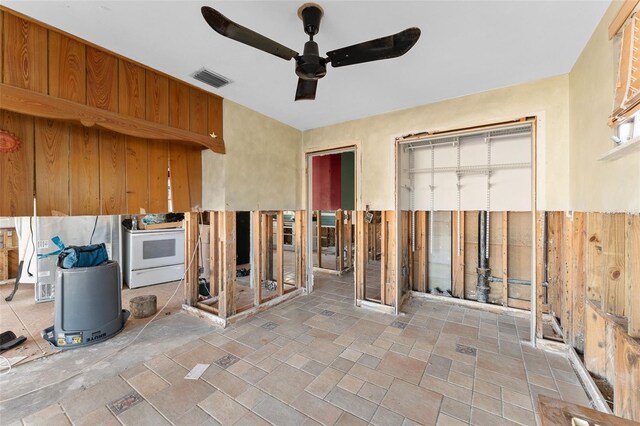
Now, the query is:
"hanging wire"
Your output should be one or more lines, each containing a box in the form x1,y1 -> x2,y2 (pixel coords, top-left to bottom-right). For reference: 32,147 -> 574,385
486,136 -> 491,259
409,147 -> 416,252
456,137 -> 461,257
429,145 -> 434,254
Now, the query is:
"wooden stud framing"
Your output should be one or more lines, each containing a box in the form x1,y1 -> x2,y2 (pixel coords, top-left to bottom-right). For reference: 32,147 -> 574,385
338,219 -> 342,268
184,212 -> 199,306
276,211 -> 284,296
502,211 -> 509,306
346,212 -> 353,268
259,213 -> 266,282
380,211 -> 388,305
266,214 -> 274,281
571,212 -> 586,351
408,213 -> 414,292
560,213 -> 573,342
294,210 -> 307,289
627,214 -> 640,337
547,212 -> 563,319
587,212 -> 604,302
507,298 -> 531,311
536,211 -> 545,339
316,211 -> 322,269
422,211 -> 429,293
259,213 -> 272,284
210,212 -> 219,297
356,211 -> 366,300
218,211 -> 236,318
252,211 -> 262,306
602,214 -> 626,317
451,211 -> 463,297
400,211 -> 410,298
384,211 -> 397,306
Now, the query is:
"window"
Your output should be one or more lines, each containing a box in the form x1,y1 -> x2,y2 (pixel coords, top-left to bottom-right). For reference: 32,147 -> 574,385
610,11 -> 640,142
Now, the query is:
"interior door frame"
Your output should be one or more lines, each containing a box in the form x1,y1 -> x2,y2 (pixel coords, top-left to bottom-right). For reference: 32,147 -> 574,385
305,145 -> 359,298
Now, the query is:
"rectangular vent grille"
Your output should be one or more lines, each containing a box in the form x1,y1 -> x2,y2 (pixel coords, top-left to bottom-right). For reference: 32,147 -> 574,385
192,68 -> 231,88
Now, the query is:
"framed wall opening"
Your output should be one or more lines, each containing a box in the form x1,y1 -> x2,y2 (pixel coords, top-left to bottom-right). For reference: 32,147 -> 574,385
395,118 -> 538,342
306,147 -> 357,299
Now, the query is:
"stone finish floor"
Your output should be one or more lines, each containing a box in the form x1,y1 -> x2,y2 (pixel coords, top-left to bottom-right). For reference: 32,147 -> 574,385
0,280 -> 185,365
10,271 -> 591,425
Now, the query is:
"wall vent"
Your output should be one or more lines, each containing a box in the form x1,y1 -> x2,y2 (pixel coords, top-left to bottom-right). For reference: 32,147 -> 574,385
192,68 -> 232,88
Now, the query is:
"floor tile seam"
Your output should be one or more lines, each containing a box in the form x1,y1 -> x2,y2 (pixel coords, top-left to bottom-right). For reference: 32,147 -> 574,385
501,401 -> 535,426
469,406 -> 511,425
439,396 -> 471,424
142,393 -> 178,426
518,343 -> 545,421
120,366 -> 172,391
253,388 -> 325,424
319,390 -> 379,423
387,377 -> 447,425
498,386 -> 533,412
49,402 -> 75,426
548,368 -> 581,387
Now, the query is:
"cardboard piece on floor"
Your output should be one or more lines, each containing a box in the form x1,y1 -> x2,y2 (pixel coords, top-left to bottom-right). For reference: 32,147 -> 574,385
184,363 -> 210,380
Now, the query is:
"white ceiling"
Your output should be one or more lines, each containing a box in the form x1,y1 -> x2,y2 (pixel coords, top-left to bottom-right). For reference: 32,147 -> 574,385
4,1 -> 610,130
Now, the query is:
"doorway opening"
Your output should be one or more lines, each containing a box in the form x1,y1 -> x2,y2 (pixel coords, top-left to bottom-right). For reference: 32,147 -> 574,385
306,148 -> 356,297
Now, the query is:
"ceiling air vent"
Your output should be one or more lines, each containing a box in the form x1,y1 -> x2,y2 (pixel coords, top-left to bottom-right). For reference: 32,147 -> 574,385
192,68 -> 232,88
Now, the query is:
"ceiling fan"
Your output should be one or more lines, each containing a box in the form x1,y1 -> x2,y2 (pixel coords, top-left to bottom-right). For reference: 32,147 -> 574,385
201,3 -> 421,101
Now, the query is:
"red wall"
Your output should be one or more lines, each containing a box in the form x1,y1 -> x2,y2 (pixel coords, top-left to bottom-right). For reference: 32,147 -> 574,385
312,154 -> 342,210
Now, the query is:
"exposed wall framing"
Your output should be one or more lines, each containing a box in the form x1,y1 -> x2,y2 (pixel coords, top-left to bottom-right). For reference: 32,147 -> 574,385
405,210 -> 536,309
314,210 -> 354,273
185,210 -> 307,325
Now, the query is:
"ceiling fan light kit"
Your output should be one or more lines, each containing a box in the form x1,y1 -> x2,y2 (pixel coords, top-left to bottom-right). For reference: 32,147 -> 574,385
201,3 -> 420,101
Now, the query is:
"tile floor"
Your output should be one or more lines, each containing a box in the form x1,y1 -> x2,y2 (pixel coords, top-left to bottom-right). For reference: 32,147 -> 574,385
10,271 -> 592,425
0,280 -> 185,365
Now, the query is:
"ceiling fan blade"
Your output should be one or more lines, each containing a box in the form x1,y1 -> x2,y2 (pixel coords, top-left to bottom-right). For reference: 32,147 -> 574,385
201,6 -> 298,61
295,78 -> 318,101
326,27 -> 421,68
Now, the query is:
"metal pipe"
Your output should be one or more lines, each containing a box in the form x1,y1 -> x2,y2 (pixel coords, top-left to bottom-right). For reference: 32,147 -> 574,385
486,276 -> 549,289
488,276 -> 531,285
476,211 -> 490,303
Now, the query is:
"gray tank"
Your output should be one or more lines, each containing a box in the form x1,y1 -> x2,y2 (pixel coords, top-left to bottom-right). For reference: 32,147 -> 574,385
42,261 -> 129,348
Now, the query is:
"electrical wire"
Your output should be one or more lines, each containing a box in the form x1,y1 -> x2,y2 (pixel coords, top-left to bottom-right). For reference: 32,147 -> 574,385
0,228 -> 202,404
89,216 -> 99,245
195,212 -> 215,300
27,217 -> 34,277
0,355 -> 11,376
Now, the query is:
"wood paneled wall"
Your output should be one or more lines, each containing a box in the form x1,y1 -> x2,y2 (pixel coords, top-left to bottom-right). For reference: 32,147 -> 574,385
547,213 -> 640,348
0,9 -> 223,216
585,301 -> 640,421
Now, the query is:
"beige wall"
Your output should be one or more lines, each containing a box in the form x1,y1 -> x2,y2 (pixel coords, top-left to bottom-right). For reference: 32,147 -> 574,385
202,100 -> 302,211
303,75 -> 571,211
569,1 -> 640,213
204,1 -> 639,214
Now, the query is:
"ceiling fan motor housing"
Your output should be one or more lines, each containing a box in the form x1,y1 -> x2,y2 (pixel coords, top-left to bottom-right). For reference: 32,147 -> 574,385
299,3 -> 323,36
296,40 -> 326,80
